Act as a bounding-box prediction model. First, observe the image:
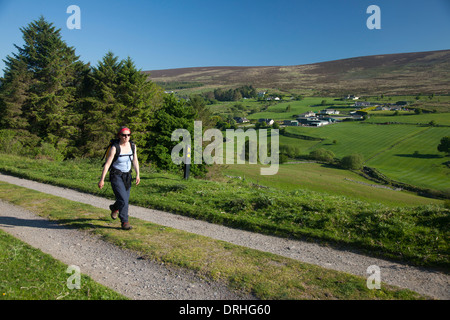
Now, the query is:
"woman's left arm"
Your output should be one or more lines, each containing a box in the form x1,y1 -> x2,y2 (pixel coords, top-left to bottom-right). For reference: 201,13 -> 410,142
133,144 -> 140,186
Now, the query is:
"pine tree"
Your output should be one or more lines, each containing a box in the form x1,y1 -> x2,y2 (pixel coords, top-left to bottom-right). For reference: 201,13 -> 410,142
78,51 -> 123,157
116,57 -> 162,162
79,52 -> 163,158
0,16 -> 89,157
0,54 -> 31,129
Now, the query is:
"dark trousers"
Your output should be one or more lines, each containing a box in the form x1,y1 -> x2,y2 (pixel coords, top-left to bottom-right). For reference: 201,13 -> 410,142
110,171 -> 131,223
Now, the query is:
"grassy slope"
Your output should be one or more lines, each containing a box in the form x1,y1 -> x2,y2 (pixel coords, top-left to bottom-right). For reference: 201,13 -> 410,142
366,126 -> 450,190
280,122 -> 449,192
0,181 -> 429,300
0,154 -> 448,270
366,112 -> 450,126
223,163 -> 442,207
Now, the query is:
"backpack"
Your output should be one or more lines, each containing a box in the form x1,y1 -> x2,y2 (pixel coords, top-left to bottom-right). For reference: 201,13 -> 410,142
101,139 -> 136,169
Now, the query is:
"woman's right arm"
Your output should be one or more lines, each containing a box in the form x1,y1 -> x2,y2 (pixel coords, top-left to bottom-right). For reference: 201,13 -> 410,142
98,146 -> 116,189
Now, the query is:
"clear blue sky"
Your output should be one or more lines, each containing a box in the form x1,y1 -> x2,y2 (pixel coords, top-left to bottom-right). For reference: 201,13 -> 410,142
1,0 -> 449,75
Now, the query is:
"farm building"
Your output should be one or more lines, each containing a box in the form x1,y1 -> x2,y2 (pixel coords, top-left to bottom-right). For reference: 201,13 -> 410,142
283,120 -> 299,126
297,117 -> 330,127
321,117 -> 338,123
234,117 -> 249,123
344,95 -> 359,100
308,119 -> 330,127
258,118 -> 274,125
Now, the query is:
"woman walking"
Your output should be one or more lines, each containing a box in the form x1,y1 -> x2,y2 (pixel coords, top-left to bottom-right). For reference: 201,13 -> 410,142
98,127 -> 140,230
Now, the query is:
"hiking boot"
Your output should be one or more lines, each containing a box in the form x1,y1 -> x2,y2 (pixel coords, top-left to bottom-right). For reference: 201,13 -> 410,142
121,222 -> 132,230
109,205 -> 119,220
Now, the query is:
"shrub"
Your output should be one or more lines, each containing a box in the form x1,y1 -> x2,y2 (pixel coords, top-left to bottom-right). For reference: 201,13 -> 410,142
437,136 -> 450,154
0,129 -> 40,157
253,194 -> 274,210
341,154 -> 364,170
224,198 -> 248,213
444,200 -> 450,209
309,148 -> 335,163
35,142 -> 65,161
280,144 -> 301,159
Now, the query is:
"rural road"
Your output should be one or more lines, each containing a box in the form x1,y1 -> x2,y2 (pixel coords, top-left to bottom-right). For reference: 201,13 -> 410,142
0,173 -> 448,300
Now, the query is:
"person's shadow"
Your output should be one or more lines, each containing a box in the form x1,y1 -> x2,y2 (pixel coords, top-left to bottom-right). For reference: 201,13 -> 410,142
0,216 -> 119,230
0,216 -> 65,229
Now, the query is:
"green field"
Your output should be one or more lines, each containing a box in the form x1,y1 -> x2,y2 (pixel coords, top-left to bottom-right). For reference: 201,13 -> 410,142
363,95 -> 450,113
279,123 -> 449,192
212,95 -> 450,197
284,123 -> 426,158
224,162 -> 443,207
208,97 -> 354,120
366,126 -> 450,191
366,112 -> 450,126
246,98 -> 353,120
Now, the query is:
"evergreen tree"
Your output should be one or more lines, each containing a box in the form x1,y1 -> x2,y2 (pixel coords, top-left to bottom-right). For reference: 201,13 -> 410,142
147,94 -> 206,176
79,52 -> 162,159
78,51 -> 123,157
0,54 -> 30,129
0,16 -> 89,157
187,94 -> 213,128
437,136 -> 450,155
116,57 -> 162,162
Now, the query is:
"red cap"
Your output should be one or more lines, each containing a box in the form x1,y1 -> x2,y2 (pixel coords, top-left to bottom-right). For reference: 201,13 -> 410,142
118,127 -> 130,134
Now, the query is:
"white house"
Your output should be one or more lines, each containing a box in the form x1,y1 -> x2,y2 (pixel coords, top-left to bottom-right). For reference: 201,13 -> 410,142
299,111 -> 316,118
234,117 -> 249,123
258,118 -> 274,125
320,109 -> 340,115
257,91 -> 266,97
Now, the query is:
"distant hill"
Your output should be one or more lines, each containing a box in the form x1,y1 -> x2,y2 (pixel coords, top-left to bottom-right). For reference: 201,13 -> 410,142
144,50 -> 450,96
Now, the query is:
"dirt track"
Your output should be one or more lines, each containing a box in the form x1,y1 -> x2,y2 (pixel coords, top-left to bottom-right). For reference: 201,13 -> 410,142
0,173 -> 448,299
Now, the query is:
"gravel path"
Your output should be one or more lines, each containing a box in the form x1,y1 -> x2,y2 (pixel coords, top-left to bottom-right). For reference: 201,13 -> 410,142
0,173 -> 448,300
0,200 -> 252,300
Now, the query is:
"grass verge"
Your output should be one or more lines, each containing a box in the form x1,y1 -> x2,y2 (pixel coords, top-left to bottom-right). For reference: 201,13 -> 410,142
0,181 -> 428,300
0,228 -> 127,300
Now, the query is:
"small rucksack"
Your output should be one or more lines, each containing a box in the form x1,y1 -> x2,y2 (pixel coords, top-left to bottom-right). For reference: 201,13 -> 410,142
101,139 -> 136,168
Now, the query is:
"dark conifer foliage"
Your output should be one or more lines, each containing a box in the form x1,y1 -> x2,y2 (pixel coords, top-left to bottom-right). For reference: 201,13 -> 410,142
0,16 -> 90,157
0,17 -> 168,164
